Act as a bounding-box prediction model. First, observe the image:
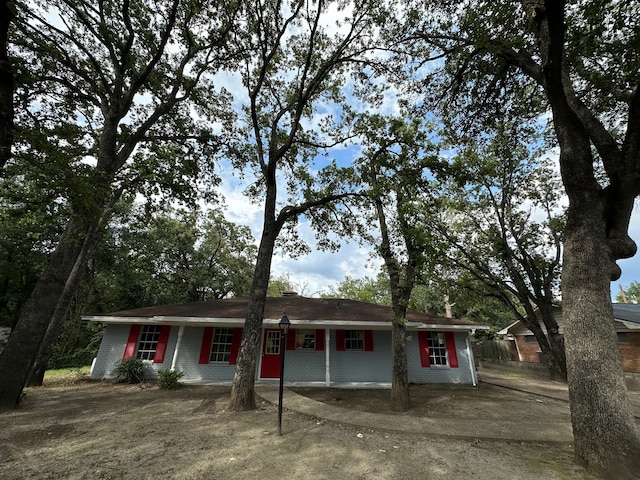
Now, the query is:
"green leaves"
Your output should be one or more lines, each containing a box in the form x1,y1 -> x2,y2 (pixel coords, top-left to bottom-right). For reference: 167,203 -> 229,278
93,203 -> 257,310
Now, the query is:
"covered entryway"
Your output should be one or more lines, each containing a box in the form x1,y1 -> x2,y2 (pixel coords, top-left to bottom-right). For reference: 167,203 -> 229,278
260,329 -> 282,378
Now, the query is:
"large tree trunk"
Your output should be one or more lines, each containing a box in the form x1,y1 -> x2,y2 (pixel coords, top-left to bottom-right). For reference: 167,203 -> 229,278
377,222 -> 411,411
229,183 -> 279,411
523,2 -> 640,474
26,249 -> 95,387
0,216 -> 100,408
390,319 -> 410,411
562,205 -> 640,478
538,304 -> 567,380
228,234 -> 276,411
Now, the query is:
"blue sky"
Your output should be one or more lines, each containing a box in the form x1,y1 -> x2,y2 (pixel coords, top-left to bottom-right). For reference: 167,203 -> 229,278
616,213 -> 640,298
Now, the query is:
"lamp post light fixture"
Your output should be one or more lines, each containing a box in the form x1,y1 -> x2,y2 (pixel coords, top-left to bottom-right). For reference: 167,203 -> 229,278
277,313 -> 291,436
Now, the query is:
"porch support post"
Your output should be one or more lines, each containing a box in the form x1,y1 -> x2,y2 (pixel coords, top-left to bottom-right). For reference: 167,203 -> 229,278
325,329 -> 331,386
170,325 -> 185,371
466,335 -> 478,386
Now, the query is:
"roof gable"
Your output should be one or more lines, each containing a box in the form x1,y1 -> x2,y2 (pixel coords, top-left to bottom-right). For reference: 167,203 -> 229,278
498,303 -> 640,335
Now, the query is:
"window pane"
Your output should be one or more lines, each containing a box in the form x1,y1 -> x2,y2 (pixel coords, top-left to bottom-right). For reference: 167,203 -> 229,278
427,332 -> 447,366
265,331 -> 280,355
136,325 -> 161,361
345,330 -> 364,350
295,329 -> 315,349
210,328 -> 233,362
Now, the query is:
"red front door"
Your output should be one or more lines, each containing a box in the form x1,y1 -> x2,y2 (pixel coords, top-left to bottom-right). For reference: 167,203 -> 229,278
260,329 -> 282,378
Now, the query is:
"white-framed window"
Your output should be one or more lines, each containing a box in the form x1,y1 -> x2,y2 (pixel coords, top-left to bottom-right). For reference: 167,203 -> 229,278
295,329 -> 316,349
427,331 -> 447,366
137,325 -> 162,361
210,328 -> 233,362
264,330 -> 281,354
345,330 -> 364,350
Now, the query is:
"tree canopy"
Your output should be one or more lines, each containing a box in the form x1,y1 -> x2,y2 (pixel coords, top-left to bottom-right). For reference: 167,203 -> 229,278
400,0 -> 640,475
3,1 -> 640,475
0,0 -> 238,408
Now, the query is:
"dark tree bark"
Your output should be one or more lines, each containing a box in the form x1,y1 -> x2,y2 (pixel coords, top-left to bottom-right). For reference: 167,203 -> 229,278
0,0 -> 15,172
26,206 -> 112,387
0,214 -> 102,408
369,160 -> 418,412
379,225 -> 412,413
390,316 -> 410,411
525,1 -> 640,476
0,0 -> 232,408
562,200 -> 640,478
229,175 -> 280,411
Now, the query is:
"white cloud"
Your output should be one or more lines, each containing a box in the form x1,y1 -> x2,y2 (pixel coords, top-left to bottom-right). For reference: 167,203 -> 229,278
271,237 -> 382,297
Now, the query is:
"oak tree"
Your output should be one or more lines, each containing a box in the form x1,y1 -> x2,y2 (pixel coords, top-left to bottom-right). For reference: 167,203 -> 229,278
405,0 -> 640,475
354,112 -> 441,411
0,0 -> 237,408
432,125 -> 567,379
228,0 -> 387,411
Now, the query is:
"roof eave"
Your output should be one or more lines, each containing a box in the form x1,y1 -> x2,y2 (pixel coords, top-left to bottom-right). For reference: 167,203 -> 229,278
83,315 -> 484,331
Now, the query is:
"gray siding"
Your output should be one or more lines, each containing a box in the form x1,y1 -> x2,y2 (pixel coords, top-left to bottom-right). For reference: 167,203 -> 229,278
281,347 -> 326,382
407,333 -> 475,384
329,330 -> 391,382
91,324 -> 178,379
91,325 -> 476,385
91,324 -> 176,379
91,324 -> 130,378
175,327 -> 236,382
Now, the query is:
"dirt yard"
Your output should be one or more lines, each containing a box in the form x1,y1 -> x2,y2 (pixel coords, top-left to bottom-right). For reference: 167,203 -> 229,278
0,375 -> 598,480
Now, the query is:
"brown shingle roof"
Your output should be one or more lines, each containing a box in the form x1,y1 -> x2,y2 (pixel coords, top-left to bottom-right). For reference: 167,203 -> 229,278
90,296 -> 485,329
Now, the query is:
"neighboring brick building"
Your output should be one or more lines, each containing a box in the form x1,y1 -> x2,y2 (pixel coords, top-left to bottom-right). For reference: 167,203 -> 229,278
498,304 -> 640,373
85,294 -> 488,386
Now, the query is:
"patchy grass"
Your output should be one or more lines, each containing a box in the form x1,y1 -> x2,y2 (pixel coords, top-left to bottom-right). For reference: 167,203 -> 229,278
43,366 -> 92,385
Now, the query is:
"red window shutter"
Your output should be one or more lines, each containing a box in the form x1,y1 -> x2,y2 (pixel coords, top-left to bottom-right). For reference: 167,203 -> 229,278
153,326 -> 171,364
229,328 -> 243,365
123,325 -> 141,360
315,329 -> 325,351
286,329 -> 296,350
336,330 -> 345,351
445,332 -> 459,368
364,330 -> 374,351
199,327 -> 214,364
418,332 -> 431,367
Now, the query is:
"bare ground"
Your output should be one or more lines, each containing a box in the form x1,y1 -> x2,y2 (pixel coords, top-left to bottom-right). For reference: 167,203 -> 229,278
0,375 -> 599,480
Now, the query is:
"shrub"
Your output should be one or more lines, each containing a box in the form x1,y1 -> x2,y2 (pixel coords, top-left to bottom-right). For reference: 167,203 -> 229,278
112,358 -> 146,384
157,369 -> 184,389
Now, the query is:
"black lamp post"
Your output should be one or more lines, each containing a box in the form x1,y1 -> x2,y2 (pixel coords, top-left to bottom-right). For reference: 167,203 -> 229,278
277,313 -> 290,436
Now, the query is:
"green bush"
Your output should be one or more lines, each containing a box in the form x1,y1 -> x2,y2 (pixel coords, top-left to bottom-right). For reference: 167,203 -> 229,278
112,358 -> 146,384
157,368 -> 184,389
